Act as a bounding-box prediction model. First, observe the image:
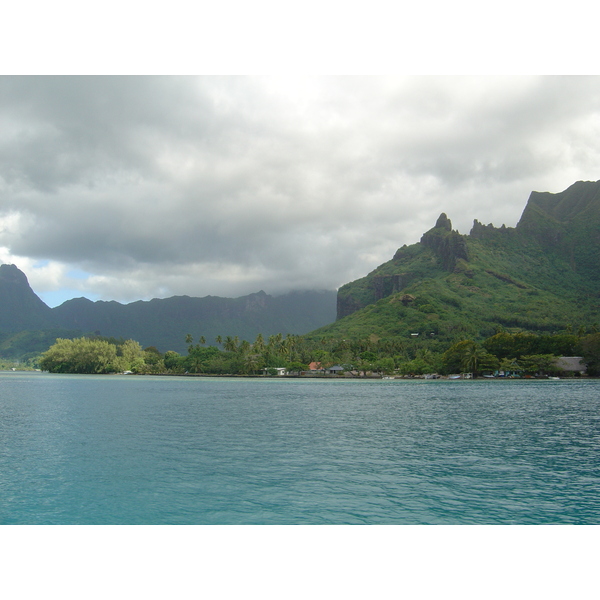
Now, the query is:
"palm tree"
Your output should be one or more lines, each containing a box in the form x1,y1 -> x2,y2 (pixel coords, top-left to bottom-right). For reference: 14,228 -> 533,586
253,333 -> 265,353
224,336 -> 236,353
282,333 -> 296,356
215,335 -> 223,346
460,343 -> 496,377
279,343 -> 290,359
458,341 -> 479,375
283,334 -> 296,360
244,353 -> 261,375
189,355 -> 203,374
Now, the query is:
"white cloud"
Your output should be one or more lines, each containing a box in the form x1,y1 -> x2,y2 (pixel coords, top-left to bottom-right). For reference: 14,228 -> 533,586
1,76 -> 599,306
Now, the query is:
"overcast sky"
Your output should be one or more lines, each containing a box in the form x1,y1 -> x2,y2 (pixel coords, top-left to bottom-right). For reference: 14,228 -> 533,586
1,75 -> 599,306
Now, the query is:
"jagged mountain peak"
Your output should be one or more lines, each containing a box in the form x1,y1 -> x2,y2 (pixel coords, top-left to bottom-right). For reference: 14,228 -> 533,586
0,263 -> 31,284
0,264 -> 53,332
329,180 -> 600,337
518,179 -> 600,226
433,213 -> 452,231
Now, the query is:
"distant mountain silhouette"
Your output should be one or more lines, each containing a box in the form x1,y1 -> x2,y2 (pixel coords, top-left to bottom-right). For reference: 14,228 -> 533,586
51,289 -> 337,352
0,264 -> 54,332
0,265 -> 336,355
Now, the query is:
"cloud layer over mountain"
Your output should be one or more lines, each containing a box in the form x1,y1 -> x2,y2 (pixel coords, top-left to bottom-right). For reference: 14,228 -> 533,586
2,76 -> 600,306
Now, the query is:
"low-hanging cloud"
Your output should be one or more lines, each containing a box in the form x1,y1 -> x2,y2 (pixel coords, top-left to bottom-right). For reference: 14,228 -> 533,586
1,75 -> 600,305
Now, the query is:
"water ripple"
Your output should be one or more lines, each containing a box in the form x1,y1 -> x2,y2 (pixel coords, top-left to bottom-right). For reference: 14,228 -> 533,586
1,373 -> 599,524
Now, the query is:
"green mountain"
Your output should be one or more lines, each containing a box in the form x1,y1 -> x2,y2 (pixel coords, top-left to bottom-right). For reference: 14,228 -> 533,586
51,289 -> 336,353
0,264 -> 336,357
3,179 -> 599,361
311,180 -> 600,342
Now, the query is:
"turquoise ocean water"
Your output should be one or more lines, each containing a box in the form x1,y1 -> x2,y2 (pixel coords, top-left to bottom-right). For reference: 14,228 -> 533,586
1,371 -> 599,524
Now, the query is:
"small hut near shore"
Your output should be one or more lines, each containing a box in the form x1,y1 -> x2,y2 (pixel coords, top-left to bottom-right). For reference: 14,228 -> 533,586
553,357 -> 587,376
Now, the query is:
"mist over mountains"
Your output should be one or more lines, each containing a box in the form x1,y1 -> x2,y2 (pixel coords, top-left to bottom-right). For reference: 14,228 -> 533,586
2,179 -> 600,360
0,267 -> 336,354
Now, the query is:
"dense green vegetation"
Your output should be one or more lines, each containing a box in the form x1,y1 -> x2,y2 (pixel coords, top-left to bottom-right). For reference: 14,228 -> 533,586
328,181 -> 600,344
0,357 -> 37,371
39,337 -> 149,374
329,235 -> 600,342
0,328 -> 85,364
37,330 -> 600,377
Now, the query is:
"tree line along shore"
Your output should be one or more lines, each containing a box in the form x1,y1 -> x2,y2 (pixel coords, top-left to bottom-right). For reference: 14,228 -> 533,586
32,329 -> 600,378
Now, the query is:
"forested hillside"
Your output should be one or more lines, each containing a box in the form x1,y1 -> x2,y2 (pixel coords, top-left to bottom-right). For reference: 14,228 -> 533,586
312,180 -> 600,343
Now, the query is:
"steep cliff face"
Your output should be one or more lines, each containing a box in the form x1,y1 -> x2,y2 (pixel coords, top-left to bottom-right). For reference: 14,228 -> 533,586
0,264 -> 54,332
372,274 -> 405,300
469,219 -> 512,241
336,273 -> 411,319
518,180 -> 600,227
331,180 -> 600,334
336,213 -> 469,320
419,213 -> 469,271
516,180 -> 600,281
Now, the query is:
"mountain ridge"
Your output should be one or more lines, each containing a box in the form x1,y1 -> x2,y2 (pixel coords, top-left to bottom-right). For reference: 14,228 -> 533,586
3,179 -> 600,358
0,265 -> 336,355
317,179 -> 600,342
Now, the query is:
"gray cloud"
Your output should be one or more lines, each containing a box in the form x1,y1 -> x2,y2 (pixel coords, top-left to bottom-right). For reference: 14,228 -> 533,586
1,76 -> 600,305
